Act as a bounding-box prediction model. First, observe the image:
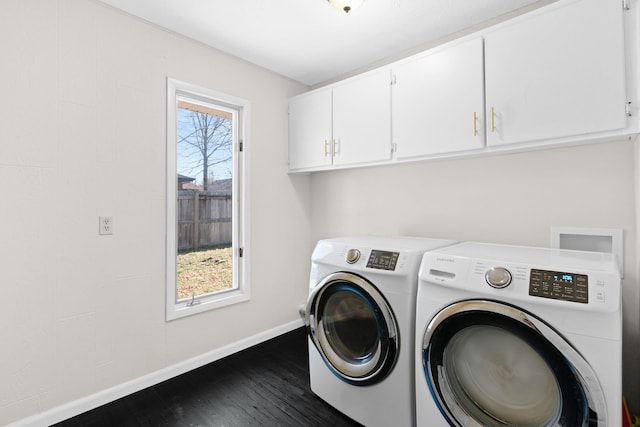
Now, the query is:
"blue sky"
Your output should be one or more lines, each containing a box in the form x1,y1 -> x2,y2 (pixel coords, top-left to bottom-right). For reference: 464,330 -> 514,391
177,107 -> 233,184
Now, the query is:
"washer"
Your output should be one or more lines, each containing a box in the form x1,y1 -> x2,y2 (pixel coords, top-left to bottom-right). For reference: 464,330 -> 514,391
415,242 -> 622,427
305,235 -> 457,427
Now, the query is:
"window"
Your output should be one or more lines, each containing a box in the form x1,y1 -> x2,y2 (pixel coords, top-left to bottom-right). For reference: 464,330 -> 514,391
166,78 -> 250,320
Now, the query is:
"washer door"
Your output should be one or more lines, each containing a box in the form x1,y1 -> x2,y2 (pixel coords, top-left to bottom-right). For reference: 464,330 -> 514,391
422,300 -> 606,426
306,272 -> 399,386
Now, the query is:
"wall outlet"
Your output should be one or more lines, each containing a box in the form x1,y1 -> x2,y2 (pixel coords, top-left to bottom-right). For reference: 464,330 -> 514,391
99,216 -> 113,235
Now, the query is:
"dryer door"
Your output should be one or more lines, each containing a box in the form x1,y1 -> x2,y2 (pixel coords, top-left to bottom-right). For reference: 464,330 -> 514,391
306,272 -> 399,386
421,300 -> 606,426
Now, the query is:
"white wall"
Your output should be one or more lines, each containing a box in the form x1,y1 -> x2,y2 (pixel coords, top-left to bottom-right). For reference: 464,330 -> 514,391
0,1 -> 309,425
311,140 -> 640,413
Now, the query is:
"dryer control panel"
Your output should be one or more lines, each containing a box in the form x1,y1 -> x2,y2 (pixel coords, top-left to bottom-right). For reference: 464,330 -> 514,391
529,269 -> 588,304
366,250 -> 400,271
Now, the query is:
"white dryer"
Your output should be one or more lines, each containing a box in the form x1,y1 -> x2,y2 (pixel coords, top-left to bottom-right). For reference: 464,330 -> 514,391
305,236 -> 456,427
415,242 -> 622,427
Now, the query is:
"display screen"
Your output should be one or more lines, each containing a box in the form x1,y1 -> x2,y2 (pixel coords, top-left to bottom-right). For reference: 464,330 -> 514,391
529,269 -> 588,304
366,250 -> 399,271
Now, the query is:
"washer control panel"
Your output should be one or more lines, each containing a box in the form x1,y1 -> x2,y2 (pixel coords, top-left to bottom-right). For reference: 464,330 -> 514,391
529,269 -> 588,304
366,250 -> 400,271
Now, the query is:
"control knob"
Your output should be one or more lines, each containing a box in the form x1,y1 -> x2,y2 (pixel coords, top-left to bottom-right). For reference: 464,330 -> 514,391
346,248 -> 361,264
485,267 -> 512,288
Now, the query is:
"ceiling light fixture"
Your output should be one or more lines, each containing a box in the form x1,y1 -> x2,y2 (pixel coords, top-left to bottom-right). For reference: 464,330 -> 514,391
328,0 -> 364,13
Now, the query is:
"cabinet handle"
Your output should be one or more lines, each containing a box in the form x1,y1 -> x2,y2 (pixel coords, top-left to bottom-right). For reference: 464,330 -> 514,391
333,139 -> 339,156
491,107 -> 496,133
473,112 -> 478,136
324,140 -> 329,157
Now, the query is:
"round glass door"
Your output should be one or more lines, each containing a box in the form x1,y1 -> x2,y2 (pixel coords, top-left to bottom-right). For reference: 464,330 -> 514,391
422,300 -> 606,426
306,272 -> 398,386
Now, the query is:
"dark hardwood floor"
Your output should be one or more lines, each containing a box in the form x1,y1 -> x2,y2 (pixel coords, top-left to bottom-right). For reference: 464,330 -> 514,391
53,327 -> 361,427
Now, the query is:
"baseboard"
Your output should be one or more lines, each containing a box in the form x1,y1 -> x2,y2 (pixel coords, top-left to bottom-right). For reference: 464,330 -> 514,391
10,318 -> 305,427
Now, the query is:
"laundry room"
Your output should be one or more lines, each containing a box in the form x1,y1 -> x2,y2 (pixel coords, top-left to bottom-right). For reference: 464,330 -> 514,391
1,0 -> 639,426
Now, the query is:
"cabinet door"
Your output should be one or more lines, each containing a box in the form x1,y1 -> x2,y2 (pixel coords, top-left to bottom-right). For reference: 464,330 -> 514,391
393,37 -> 485,159
332,70 -> 392,166
288,88 -> 332,170
484,0 -> 627,147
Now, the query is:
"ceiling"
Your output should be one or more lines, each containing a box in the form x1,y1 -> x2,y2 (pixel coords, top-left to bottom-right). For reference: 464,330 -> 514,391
96,0 -> 549,86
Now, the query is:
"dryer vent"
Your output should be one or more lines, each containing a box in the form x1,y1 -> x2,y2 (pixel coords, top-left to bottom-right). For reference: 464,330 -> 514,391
298,303 -> 306,319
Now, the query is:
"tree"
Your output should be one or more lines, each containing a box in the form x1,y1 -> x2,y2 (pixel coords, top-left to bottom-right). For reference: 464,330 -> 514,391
177,108 -> 233,192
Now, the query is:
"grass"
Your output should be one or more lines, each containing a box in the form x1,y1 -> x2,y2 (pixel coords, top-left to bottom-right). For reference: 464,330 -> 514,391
177,245 -> 233,300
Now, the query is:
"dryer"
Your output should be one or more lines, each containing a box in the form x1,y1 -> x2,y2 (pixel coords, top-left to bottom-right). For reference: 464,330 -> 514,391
305,236 -> 456,427
415,242 -> 622,427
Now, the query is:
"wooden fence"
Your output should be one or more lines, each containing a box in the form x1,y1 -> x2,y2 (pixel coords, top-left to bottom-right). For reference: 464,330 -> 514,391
178,191 -> 232,251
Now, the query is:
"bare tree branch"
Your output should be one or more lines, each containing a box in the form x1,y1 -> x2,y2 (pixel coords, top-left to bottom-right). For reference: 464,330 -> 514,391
177,109 -> 233,191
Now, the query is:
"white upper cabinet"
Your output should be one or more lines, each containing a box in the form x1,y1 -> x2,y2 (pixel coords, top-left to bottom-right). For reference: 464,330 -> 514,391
484,0 -> 627,147
332,69 -> 393,166
288,69 -> 392,171
393,37 -> 485,159
288,0 -> 637,173
288,88 -> 332,171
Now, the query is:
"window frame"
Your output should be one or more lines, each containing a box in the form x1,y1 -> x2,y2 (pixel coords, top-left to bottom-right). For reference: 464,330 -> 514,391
166,78 -> 251,321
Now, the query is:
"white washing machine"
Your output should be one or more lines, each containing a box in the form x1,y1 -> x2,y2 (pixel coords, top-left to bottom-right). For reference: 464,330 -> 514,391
305,236 -> 457,427
415,242 -> 622,427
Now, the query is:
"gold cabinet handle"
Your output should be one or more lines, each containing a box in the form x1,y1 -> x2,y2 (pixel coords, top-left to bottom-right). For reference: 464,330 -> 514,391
491,107 -> 496,133
324,139 -> 329,157
333,139 -> 339,156
473,112 -> 478,136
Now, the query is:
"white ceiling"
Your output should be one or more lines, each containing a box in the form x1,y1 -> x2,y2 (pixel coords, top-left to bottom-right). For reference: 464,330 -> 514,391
96,0 -> 548,86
